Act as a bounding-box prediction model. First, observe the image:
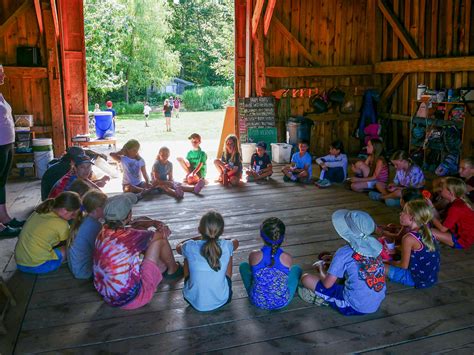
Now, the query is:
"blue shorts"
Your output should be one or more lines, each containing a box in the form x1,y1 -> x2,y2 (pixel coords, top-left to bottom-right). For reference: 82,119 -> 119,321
451,233 -> 464,249
315,282 -> 364,316
17,248 -> 63,274
387,265 -> 415,287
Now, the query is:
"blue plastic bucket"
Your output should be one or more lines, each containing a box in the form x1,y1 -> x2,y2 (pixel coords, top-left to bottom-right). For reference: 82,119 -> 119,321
94,111 -> 114,139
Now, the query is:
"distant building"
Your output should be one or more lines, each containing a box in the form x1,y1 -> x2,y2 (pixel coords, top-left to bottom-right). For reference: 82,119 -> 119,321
159,78 -> 194,95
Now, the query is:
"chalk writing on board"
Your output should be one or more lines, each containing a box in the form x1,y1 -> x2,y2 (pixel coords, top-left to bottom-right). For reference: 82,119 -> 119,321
238,97 -> 276,143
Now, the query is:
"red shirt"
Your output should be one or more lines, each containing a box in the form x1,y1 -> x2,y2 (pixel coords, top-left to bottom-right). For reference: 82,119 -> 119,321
443,198 -> 474,249
48,170 -> 77,199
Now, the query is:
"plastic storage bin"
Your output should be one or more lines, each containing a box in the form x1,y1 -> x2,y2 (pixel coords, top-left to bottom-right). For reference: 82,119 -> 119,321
271,143 -> 292,163
32,138 -> 53,178
94,111 -> 114,139
241,143 -> 257,164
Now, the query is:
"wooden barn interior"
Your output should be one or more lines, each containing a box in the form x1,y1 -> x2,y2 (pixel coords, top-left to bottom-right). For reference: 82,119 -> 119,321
1,0 -> 474,353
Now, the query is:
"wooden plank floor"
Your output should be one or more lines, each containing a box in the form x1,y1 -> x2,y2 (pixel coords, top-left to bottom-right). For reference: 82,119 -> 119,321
6,173 -> 474,354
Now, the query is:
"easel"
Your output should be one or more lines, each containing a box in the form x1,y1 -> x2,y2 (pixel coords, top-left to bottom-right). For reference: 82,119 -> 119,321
216,106 -> 236,158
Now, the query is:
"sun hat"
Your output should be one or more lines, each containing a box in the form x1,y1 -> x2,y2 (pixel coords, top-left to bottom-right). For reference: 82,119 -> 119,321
256,141 -> 267,149
72,155 -> 94,166
104,193 -> 138,221
331,209 -> 382,258
188,133 -> 201,141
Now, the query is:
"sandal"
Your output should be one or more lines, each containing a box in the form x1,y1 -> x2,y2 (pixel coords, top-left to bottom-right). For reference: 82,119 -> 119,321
163,262 -> 184,280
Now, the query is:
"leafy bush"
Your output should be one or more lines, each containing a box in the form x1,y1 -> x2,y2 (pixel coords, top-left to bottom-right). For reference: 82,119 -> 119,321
182,86 -> 233,111
113,102 -> 145,115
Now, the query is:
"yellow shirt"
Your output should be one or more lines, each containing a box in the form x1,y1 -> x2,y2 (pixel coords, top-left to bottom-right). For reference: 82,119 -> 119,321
15,212 -> 70,267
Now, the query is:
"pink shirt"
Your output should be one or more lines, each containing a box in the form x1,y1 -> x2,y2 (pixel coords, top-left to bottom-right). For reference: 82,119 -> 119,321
0,94 -> 15,145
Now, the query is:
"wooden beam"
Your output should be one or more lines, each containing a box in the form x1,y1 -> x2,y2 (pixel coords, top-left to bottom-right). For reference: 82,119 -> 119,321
253,17 -> 266,96
380,72 -> 407,105
266,65 -> 373,78
3,66 -> 48,79
34,0 -> 44,34
375,56 -> 474,73
0,1 -> 32,37
272,16 -> 318,66
263,0 -> 276,36
377,0 -> 422,58
251,0 -> 265,39
50,0 -> 60,38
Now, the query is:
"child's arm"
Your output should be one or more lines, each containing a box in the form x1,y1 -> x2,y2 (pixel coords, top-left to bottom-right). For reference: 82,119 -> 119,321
232,238 -> 239,251
141,165 -> 150,185
176,236 -> 202,254
168,164 -> 174,182
109,151 -> 123,162
387,234 -> 417,269
190,162 -> 203,177
318,266 -> 338,289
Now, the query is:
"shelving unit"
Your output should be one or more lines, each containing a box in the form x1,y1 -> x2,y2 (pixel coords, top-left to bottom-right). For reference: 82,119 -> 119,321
409,100 -> 469,172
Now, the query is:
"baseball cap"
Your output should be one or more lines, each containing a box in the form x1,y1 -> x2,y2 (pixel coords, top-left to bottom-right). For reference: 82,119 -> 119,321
66,146 -> 85,157
106,100 -> 113,108
256,141 -> 267,149
188,133 -> 201,141
104,193 -> 138,221
72,155 -> 94,166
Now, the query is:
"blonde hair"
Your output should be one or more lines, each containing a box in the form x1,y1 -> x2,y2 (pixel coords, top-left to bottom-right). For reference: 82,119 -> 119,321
68,190 -> 107,248
368,139 -> 386,176
36,191 -> 81,214
260,217 -> 286,266
223,134 -> 242,164
403,200 -> 436,252
442,177 -> 472,208
199,211 -> 225,272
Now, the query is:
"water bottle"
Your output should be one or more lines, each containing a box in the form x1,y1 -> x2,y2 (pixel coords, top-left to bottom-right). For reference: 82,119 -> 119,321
448,88 -> 454,102
417,84 -> 427,101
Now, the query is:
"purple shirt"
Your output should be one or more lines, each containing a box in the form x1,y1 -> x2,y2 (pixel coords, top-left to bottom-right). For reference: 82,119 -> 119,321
393,164 -> 425,187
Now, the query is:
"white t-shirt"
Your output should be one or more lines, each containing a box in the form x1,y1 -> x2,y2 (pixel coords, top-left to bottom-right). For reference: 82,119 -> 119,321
143,105 -> 152,116
0,94 -> 15,145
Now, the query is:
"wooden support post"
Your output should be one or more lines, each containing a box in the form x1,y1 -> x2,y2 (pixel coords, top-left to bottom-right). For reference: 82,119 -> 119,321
33,0 -> 44,34
377,0 -> 422,59
272,16 -> 318,66
50,0 -> 60,38
43,5 -> 66,155
375,56 -> 474,73
253,18 -> 266,96
251,0 -> 265,39
245,0 -> 251,97
263,0 -> 276,36
380,72 -> 407,109
0,1 -> 32,36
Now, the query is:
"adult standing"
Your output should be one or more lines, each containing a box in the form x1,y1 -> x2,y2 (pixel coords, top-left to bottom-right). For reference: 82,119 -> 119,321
163,99 -> 173,132
0,64 -> 23,237
173,97 -> 181,118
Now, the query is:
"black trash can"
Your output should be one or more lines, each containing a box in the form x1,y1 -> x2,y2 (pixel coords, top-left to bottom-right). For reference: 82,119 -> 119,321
286,116 -> 313,147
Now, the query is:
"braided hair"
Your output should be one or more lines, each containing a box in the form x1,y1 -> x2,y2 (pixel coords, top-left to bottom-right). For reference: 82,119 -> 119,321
260,217 -> 286,266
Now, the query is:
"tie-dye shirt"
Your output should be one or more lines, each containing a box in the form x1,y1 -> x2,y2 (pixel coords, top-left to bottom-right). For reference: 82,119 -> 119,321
93,226 -> 154,307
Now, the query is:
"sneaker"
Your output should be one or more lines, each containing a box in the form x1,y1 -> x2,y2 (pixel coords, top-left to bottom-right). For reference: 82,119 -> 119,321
283,175 -> 291,182
5,218 -> 25,228
297,286 -> 328,306
315,178 -> 331,188
193,179 -> 205,194
368,191 -> 383,201
0,225 -> 21,238
163,262 -> 184,280
290,174 -> 298,182
175,185 -> 184,199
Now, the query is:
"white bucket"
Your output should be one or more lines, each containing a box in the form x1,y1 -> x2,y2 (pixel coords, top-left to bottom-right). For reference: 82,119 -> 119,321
94,156 -> 119,178
32,138 -> 53,179
241,143 -> 257,164
271,143 -> 292,163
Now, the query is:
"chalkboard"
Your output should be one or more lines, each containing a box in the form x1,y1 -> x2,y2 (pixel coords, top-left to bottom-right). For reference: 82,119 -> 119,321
247,127 -> 277,159
238,97 -> 275,143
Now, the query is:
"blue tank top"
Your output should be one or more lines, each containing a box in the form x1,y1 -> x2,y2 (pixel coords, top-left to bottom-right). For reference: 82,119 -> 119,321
408,231 -> 440,288
249,246 -> 290,310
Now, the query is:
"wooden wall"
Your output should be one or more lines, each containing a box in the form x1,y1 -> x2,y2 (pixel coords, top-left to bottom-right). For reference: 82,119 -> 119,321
239,0 -> 474,157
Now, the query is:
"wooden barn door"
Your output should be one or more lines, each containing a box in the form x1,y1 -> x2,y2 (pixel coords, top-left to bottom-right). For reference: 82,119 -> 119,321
57,0 -> 88,145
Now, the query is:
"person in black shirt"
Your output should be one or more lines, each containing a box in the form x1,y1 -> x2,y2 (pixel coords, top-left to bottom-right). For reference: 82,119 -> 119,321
246,142 -> 273,182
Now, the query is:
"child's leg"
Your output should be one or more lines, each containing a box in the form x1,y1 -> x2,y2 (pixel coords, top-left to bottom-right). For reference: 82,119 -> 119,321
160,184 -> 181,199
431,229 -> 455,247
239,262 -> 253,294
214,160 -> 226,176
325,167 -> 345,183
375,182 -> 389,194
350,181 -> 371,192
226,256 -> 233,278
144,238 -> 179,274
255,169 -> 273,180
297,170 -> 309,182
176,157 -> 191,174
287,265 -> 303,299
382,189 -> 402,200
353,161 -> 370,177
282,165 -> 293,177
123,184 -> 145,194
301,272 -> 321,291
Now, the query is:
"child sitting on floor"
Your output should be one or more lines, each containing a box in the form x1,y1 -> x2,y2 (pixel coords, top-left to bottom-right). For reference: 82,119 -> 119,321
239,217 -> 302,310
93,193 -> 183,310
314,140 -> 348,187
151,146 -> 205,199
349,138 -> 389,193
298,209 -> 386,316
214,135 -> 243,186
282,140 -> 312,183
246,141 -> 273,182
374,150 -> 425,207
432,177 -> 474,250
68,190 -> 107,279
176,211 -> 239,312
385,200 -> 440,289
15,192 -> 81,274
458,156 -> 474,202
177,133 -> 208,185
110,139 -> 151,194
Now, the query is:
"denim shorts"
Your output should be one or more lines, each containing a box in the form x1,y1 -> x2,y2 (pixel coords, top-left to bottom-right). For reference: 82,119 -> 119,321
451,233 -> 464,249
387,265 -> 415,287
315,282 -> 364,316
17,248 -> 63,274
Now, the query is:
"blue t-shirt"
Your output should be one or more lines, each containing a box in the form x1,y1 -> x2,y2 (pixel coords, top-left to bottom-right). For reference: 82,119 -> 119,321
68,216 -> 102,279
291,151 -> 312,178
182,239 -> 234,311
152,160 -> 172,181
328,245 -> 386,314
121,156 -> 145,186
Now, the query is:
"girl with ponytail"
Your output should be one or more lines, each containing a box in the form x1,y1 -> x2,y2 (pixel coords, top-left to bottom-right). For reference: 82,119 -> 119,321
68,190 -> 107,279
239,218 -> 302,310
15,191 -> 81,274
177,211 -> 239,311
385,199 -> 440,289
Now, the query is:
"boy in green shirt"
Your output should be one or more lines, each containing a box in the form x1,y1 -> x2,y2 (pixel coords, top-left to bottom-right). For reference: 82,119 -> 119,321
177,133 -> 207,185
